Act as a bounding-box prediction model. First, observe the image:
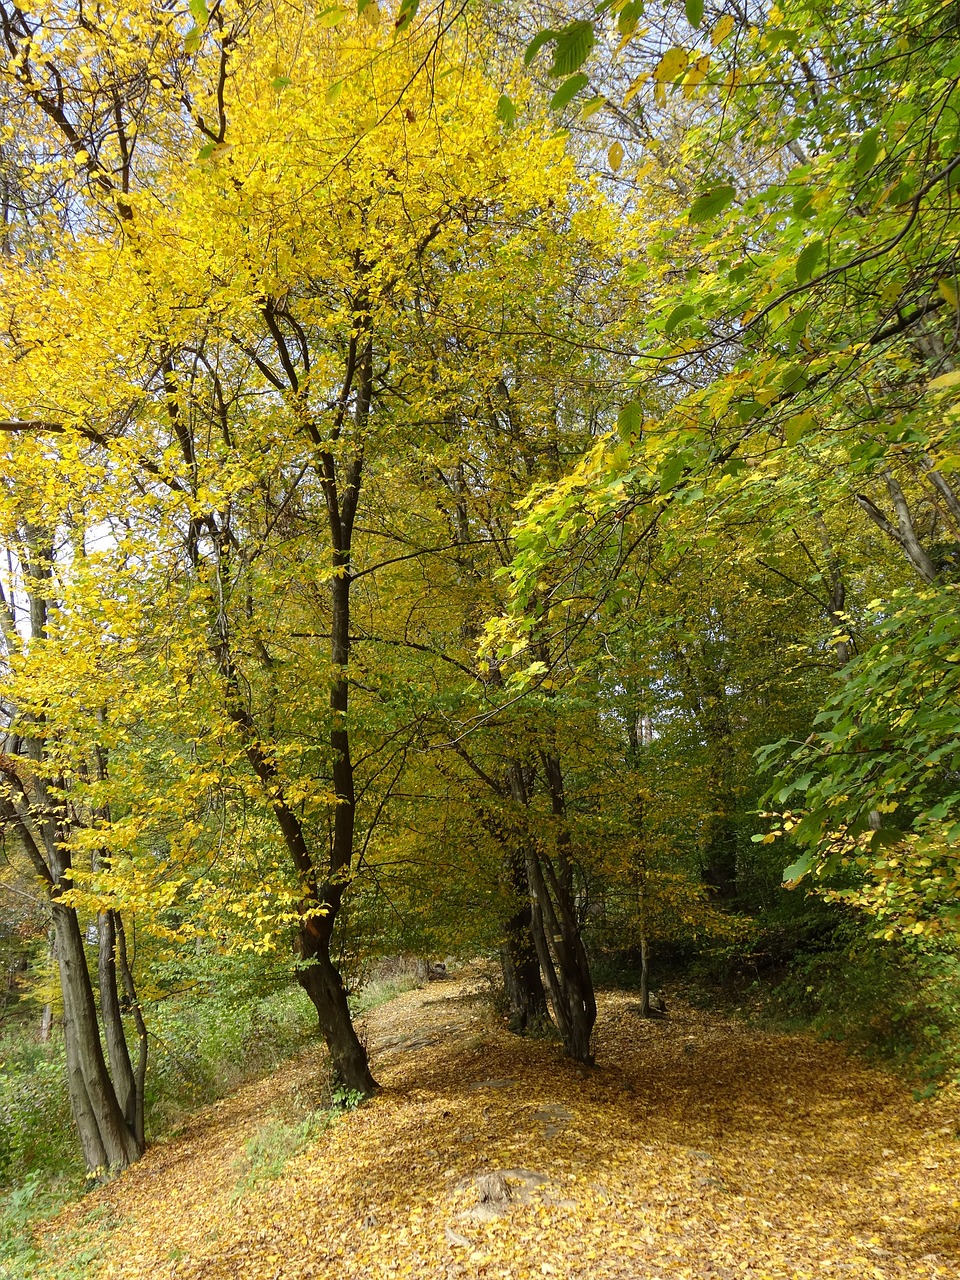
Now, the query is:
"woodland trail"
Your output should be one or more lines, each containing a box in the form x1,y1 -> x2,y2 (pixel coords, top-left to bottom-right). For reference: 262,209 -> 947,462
31,976 -> 960,1280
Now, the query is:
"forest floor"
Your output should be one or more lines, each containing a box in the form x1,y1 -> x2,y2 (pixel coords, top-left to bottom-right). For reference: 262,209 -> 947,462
24,973 -> 960,1280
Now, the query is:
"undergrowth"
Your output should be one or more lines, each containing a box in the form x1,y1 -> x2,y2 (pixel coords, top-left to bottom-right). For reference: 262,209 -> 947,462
0,964 -> 425,1278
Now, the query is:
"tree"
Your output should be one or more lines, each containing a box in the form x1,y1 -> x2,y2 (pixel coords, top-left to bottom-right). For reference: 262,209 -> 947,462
0,0 -> 616,1120
0,523 -> 146,1172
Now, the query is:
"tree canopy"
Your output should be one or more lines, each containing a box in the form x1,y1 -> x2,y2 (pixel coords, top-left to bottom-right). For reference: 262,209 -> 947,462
0,0 -> 958,1180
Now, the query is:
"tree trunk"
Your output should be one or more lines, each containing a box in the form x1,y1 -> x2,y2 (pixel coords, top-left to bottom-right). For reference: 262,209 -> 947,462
53,903 -> 142,1170
698,670 -> 739,900
512,757 -> 596,1064
297,925 -> 377,1094
639,934 -> 650,1018
97,909 -> 137,1132
115,911 -> 147,1150
499,841 -> 550,1034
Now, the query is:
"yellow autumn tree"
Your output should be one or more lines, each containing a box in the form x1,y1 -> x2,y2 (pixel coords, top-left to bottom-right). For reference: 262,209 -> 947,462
0,0 -> 630,1159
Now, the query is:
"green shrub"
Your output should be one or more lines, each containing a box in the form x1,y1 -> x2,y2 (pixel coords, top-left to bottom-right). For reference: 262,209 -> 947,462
144,984 -> 318,1134
0,1038 -> 77,1187
767,921 -> 960,1082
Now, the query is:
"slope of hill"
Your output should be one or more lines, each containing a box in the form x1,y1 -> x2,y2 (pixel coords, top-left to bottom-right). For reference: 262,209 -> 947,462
22,976 -> 960,1280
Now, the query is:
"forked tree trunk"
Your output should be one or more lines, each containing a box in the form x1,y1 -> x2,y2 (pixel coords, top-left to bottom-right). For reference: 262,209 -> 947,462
639,934 -> 650,1018
510,758 -> 596,1063
53,902 -> 142,1170
524,849 -> 596,1063
500,840 -> 550,1034
97,908 -> 137,1132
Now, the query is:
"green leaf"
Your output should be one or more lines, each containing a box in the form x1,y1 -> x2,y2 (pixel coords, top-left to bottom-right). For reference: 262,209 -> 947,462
664,303 -> 695,334
688,185 -> 735,224
784,410 -> 814,445
795,239 -> 823,283
778,364 -> 808,395
549,20 -> 595,77
496,94 -> 516,127
854,127 -> 880,177
783,852 -> 814,884
617,401 -> 643,439
188,0 -> 209,26
524,29 -> 557,67
549,73 -> 589,111
685,0 -> 704,27
271,77 -> 291,91
660,454 -> 685,492
184,25 -> 202,54
394,0 -> 420,30
792,188 -> 814,217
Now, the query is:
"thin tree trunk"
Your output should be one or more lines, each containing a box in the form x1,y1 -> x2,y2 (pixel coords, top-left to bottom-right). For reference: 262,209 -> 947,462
97,908 -> 137,1132
513,757 -> 596,1064
639,935 -> 650,1018
115,912 -> 147,1150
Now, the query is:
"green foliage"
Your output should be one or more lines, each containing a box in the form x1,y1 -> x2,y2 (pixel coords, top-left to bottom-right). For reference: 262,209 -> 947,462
759,585 -> 960,936
145,985 -> 317,1133
237,1111 -> 333,1189
348,972 -> 422,1019
767,924 -> 960,1085
0,1038 -> 76,1187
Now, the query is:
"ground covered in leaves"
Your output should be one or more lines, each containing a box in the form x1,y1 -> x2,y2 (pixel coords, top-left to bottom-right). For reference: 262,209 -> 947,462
28,976 -> 960,1280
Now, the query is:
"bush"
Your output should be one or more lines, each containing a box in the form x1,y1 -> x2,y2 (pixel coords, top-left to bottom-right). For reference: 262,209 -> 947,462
0,1035 -> 77,1188
766,920 -> 960,1083
144,984 -> 318,1134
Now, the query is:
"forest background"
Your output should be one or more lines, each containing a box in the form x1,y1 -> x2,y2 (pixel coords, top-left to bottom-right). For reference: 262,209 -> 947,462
0,0 -> 958,1247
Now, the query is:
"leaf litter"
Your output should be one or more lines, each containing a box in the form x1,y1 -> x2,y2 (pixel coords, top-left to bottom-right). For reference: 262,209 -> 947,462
29,976 -> 960,1279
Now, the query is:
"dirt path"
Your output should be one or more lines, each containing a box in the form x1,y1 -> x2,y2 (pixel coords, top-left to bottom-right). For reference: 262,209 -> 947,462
33,977 -> 960,1280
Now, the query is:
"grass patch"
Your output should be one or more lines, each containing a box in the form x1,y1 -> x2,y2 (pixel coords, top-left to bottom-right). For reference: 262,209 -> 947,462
350,972 -> 422,1018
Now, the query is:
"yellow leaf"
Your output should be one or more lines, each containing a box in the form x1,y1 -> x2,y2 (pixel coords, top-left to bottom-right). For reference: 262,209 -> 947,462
317,5 -> 350,26
623,72 -> 650,107
711,14 -> 735,46
928,371 -> 960,392
654,46 -> 690,83
615,22 -> 648,55
937,278 -> 959,310
608,141 -> 624,172
683,53 -> 711,98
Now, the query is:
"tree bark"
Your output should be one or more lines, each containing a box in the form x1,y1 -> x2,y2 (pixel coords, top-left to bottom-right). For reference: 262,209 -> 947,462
296,929 -> 376,1093
512,757 -> 596,1064
97,908 -> 137,1132
53,902 -> 142,1169
499,840 -> 550,1033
